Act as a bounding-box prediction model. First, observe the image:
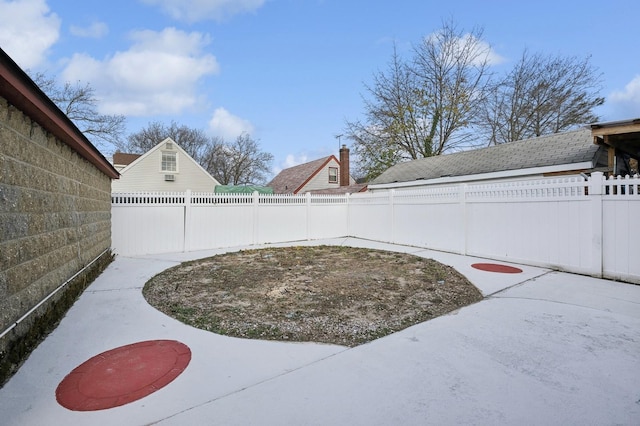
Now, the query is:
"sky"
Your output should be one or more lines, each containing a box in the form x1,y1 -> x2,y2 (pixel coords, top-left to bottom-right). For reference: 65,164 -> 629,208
1,0 -> 639,179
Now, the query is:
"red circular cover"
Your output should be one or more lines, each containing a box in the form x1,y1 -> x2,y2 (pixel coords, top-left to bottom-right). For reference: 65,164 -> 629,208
56,340 -> 191,411
471,263 -> 523,274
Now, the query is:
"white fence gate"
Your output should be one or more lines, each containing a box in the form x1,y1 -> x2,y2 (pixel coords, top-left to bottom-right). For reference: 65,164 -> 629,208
112,172 -> 640,284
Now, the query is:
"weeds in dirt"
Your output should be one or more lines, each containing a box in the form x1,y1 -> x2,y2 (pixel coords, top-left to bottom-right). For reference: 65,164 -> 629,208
143,246 -> 483,347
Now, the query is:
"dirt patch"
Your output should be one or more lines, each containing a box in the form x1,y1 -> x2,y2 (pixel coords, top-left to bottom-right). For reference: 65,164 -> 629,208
143,245 -> 483,347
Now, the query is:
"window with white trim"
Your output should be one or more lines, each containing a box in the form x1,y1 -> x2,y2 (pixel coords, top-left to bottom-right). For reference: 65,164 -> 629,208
161,151 -> 177,172
328,167 -> 338,183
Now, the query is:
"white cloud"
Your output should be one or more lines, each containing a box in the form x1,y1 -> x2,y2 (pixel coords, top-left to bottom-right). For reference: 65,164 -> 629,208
209,107 -> 254,139
61,27 -> 219,116
70,21 -> 108,38
271,153 -> 310,176
423,31 -> 505,67
283,153 -> 308,168
609,75 -> 640,117
141,0 -> 265,23
474,38 -> 506,66
0,0 -> 60,69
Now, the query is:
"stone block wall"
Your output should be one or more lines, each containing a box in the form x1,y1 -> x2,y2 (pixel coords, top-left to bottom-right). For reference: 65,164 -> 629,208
0,97 -> 113,383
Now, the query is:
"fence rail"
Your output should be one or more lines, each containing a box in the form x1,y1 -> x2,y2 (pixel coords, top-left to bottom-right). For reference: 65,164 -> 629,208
111,172 -> 640,284
111,192 -> 187,205
603,174 -> 640,196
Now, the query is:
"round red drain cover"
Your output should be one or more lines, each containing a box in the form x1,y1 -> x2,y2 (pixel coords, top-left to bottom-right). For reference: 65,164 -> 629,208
56,340 -> 191,411
471,263 -> 523,274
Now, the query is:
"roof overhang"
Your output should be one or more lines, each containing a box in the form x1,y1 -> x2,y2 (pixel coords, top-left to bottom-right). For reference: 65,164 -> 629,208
591,118 -> 640,159
591,118 -> 640,136
368,161 -> 594,190
0,48 -> 119,179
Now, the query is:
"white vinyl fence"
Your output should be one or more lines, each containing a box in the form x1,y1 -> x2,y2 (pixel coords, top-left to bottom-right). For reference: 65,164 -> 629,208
112,172 -> 640,283
111,191 -> 349,256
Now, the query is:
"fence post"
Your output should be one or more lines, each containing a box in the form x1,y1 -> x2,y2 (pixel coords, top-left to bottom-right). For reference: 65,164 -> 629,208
345,193 -> 351,237
183,189 -> 192,252
389,189 -> 395,243
306,192 -> 312,240
588,172 -> 604,277
252,191 -> 259,245
461,183 -> 468,255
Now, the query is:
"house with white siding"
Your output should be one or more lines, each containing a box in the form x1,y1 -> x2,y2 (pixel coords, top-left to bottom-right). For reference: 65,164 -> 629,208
111,138 -> 220,192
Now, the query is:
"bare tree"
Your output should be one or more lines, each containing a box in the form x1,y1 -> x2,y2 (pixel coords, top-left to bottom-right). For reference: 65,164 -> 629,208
411,20 -> 494,154
345,21 -> 494,180
345,44 -> 431,181
33,73 -> 126,149
201,133 -> 274,185
481,50 -> 604,145
123,121 -> 210,161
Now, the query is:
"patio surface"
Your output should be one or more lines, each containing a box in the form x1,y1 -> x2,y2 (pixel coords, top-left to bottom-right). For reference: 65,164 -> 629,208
1,237 -> 639,425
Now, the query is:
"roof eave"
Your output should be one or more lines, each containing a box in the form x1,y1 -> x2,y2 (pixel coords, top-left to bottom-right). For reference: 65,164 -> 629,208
0,48 -> 119,179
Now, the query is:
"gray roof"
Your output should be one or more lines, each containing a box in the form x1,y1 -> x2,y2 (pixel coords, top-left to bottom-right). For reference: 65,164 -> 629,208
371,129 -> 602,185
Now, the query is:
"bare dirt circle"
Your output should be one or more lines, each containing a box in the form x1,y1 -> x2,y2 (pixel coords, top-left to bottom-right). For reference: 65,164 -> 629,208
143,245 -> 483,347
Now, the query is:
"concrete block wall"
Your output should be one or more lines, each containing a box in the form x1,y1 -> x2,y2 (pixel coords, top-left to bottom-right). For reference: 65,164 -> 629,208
0,97 -> 112,381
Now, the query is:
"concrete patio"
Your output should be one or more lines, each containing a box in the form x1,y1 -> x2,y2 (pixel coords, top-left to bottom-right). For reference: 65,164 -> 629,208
1,237 -> 639,425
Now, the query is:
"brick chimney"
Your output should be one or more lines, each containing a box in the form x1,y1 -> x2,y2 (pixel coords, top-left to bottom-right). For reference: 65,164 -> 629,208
339,144 -> 350,187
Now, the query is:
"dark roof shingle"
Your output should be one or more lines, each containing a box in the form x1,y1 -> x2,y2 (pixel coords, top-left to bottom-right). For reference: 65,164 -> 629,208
371,129 -> 601,185
113,152 -> 142,166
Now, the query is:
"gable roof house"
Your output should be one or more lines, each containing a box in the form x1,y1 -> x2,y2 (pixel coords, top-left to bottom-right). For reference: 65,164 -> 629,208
111,138 -> 220,192
268,145 -> 366,194
368,128 -> 611,191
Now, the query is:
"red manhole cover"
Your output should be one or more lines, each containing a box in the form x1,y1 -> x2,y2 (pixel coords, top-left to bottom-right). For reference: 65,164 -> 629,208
471,263 -> 523,274
56,340 -> 191,411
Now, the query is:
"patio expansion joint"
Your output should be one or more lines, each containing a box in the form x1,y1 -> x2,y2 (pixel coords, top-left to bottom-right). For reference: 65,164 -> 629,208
85,286 -> 144,293
485,270 -> 556,298
145,346 -> 352,425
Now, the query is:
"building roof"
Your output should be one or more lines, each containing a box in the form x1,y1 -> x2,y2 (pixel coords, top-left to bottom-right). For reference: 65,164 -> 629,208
371,128 -> 602,186
113,152 -> 141,167
0,47 -> 119,179
267,156 -> 336,194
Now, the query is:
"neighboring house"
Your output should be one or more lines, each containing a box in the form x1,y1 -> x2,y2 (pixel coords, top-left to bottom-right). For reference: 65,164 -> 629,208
368,128 -> 613,191
268,145 -> 366,194
1,47 -> 118,384
111,138 -> 220,192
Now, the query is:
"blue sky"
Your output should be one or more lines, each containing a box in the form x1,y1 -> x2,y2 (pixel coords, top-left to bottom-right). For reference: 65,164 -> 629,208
1,0 -> 639,178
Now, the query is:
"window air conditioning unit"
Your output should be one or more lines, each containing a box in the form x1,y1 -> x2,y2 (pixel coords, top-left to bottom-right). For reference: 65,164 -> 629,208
164,174 -> 175,181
